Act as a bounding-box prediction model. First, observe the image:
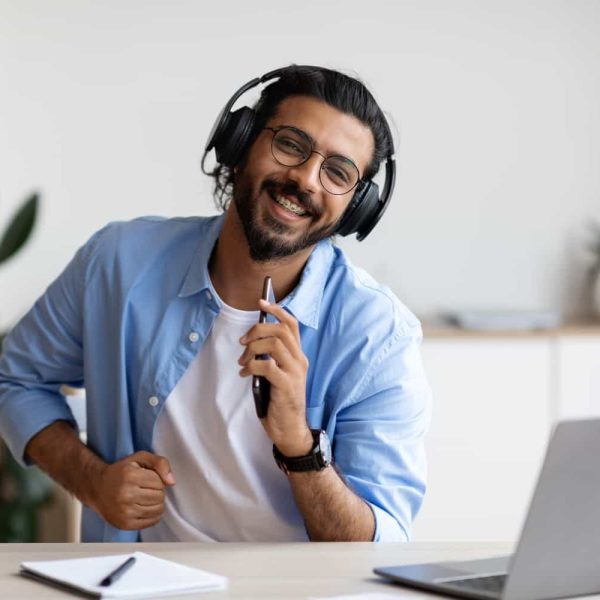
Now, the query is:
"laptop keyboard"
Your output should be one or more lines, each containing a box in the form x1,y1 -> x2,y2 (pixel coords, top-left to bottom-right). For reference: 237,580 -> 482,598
440,573 -> 507,596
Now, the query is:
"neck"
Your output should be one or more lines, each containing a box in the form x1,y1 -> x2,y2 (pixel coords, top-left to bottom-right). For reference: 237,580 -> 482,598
209,205 -> 315,310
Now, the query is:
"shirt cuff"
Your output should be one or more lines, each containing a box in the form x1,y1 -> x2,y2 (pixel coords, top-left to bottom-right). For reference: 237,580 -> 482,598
368,501 -> 410,542
0,390 -> 77,467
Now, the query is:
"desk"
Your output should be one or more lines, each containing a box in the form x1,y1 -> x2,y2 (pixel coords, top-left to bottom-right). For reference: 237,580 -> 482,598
0,542 -> 511,598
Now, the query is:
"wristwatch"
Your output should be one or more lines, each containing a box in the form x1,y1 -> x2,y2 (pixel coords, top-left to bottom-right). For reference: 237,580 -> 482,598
273,429 -> 332,474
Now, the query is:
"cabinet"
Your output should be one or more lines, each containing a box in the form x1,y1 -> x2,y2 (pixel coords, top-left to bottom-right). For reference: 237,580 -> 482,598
411,325 -> 600,543
41,327 -> 600,543
555,336 -> 600,420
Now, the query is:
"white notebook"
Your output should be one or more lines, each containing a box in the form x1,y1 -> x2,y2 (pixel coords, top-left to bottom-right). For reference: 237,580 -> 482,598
20,551 -> 227,598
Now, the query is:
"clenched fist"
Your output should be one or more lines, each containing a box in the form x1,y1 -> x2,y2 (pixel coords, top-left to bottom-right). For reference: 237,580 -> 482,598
89,451 -> 175,530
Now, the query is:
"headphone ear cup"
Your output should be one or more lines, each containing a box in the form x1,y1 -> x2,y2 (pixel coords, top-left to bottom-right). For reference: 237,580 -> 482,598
213,106 -> 256,167
335,181 -> 380,237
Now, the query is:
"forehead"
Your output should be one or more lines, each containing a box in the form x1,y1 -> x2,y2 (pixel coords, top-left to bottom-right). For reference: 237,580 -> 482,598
265,95 -> 375,173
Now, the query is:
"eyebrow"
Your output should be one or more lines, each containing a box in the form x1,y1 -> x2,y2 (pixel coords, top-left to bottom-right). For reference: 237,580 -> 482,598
277,124 -> 360,172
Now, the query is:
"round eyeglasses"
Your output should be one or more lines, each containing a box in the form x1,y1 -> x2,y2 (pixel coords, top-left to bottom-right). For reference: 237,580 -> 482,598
264,126 -> 361,195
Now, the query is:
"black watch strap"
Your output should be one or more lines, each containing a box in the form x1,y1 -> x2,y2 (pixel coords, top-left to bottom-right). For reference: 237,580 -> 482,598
273,429 -> 331,474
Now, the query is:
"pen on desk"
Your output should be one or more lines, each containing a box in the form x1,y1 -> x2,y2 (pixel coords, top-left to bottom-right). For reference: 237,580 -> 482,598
99,556 -> 136,587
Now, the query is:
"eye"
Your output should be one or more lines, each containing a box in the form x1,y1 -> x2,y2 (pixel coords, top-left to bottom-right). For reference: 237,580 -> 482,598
278,138 -> 304,155
323,163 -> 351,184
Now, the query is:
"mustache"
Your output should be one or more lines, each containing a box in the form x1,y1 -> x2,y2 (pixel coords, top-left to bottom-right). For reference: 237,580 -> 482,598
262,179 -> 320,218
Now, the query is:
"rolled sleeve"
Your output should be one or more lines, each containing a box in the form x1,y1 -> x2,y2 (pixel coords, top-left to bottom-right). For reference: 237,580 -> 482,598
332,326 -> 432,542
369,502 -> 409,542
0,232 -> 99,466
0,388 -> 77,467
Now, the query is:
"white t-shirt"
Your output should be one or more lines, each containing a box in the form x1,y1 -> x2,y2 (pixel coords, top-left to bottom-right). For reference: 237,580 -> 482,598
141,293 -> 308,542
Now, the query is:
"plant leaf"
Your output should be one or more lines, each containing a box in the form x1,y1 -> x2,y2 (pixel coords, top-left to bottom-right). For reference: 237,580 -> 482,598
0,193 -> 39,264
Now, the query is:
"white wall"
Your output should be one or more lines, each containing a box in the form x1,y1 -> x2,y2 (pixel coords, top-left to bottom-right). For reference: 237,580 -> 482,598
1,0 -> 600,329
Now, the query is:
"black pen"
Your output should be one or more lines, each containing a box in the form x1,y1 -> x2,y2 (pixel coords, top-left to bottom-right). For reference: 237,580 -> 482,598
99,556 -> 136,587
252,275 -> 273,418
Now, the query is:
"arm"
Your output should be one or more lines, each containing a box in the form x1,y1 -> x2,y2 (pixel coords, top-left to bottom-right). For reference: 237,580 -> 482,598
240,299 -> 430,542
239,300 -> 376,541
0,228 -> 174,531
287,465 -> 375,541
25,420 -> 175,531
25,421 -> 106,513
0,228 -> 98,465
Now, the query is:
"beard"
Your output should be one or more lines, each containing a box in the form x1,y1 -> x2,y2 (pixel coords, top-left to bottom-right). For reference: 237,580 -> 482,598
232,172 -> 339,262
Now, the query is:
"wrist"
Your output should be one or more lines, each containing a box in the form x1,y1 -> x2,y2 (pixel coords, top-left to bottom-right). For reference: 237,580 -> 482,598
274,427 -> 314,457
78,453 -> 107,510
273,429 -> 332,475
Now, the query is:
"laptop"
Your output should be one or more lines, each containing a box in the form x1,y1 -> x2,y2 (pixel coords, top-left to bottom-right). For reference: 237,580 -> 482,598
374,418 -> 600,600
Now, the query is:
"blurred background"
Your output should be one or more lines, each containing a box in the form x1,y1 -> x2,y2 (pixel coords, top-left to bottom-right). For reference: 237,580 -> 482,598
1,0 -> 599,543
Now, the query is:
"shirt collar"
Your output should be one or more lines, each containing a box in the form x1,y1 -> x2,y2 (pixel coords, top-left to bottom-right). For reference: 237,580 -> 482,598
178,213 -> 335,330
177,214 -> 225,299
279,239 -> 334,330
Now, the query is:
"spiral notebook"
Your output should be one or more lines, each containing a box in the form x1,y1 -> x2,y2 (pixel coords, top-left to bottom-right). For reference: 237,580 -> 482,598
20,551 -> 227,598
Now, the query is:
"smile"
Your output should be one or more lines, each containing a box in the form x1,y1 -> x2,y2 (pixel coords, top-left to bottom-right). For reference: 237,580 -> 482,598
270,192 -> 309,217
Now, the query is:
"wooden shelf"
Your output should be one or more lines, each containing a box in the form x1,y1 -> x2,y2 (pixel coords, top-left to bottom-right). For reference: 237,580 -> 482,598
422,319 -> 600,339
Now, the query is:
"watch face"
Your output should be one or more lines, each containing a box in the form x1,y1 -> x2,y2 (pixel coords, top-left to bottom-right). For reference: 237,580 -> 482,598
318,430 -> 332,466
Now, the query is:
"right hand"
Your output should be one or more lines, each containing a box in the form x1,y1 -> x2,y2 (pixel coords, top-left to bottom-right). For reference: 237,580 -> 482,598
90,451 -> 176,530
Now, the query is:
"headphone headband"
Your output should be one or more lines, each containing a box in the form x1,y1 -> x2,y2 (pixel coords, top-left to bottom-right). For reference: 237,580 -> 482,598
203,65 -> 396,241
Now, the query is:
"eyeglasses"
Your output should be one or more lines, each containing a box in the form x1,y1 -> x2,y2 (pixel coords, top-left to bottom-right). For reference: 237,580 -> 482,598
263,126 -> 361,195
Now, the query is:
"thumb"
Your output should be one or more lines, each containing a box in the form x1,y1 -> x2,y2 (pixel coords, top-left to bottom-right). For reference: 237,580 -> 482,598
132,451 -> 176,486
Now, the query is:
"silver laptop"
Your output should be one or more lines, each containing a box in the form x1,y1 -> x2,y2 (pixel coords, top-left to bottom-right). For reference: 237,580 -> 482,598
374,418 -> 600,600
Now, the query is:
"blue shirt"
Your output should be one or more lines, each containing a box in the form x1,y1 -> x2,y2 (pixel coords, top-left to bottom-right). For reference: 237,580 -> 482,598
0,214 -> 431,543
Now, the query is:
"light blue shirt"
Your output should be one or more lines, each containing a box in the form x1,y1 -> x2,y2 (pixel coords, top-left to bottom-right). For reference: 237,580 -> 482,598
0,214 -> 431,543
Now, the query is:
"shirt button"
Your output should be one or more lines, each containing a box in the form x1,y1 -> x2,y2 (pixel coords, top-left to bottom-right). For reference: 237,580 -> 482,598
188,331 -> 199,343
205,290 -> 212,301
148,396 -> 159,407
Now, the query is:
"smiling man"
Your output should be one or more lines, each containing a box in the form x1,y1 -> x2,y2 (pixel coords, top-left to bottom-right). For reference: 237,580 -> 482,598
0,65 -> 431,543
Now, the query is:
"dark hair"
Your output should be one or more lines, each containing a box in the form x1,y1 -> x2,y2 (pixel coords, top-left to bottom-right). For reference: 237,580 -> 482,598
209,65 -> 394,211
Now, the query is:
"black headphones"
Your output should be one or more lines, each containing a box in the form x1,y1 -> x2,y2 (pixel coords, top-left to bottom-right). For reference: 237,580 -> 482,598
203,66 -> 396,241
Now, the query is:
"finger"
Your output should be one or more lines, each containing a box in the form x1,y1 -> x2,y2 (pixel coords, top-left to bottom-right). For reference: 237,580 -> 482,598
135,515 -> 163,530
241,323 -> 303,360
127,465 -> 166,490
258,300 -> 300,340
239,337 -> 295,371
132,487 -> 165,506
131,451 -> 176,486
241,322 -> 281,342
132,502 -> 165,520
239,357 -> 287,387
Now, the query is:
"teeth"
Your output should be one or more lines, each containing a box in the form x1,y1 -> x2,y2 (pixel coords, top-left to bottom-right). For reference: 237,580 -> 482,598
274,194 -> 307,216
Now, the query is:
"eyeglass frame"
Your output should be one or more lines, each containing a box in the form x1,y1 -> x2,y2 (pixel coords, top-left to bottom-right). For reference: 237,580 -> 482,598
262,126 -> 363,196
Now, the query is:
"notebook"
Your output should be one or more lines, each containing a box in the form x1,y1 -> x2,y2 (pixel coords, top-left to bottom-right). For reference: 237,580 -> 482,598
20,551 -> 228,598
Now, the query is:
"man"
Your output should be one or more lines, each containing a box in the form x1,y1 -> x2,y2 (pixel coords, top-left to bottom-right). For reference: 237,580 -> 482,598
0,65 -> 431,543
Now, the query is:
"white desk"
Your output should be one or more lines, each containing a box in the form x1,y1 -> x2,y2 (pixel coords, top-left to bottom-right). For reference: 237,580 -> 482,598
0,542 -> 511,598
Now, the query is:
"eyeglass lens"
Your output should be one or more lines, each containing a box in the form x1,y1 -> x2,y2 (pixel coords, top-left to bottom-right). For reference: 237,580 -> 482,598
270,127 -> 359,195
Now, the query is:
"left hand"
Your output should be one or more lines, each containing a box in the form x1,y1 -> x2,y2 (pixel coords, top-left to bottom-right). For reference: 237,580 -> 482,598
238,299 -> 313,456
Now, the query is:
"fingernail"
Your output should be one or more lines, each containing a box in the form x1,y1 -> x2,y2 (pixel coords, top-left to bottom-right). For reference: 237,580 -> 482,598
166,472 -> 176,485
240,335 -> 247,343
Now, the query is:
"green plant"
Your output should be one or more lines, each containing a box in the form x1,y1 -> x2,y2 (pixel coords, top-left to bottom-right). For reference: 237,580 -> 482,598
0,192 -> 39,347
0,191 -> 53,542
0,444 -> 52,542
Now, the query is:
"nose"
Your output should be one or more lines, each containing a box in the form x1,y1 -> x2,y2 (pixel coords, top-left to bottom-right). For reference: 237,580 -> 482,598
285,152 -> 322,194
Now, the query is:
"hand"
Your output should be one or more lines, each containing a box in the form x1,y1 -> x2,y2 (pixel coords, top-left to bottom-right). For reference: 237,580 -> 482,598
90,451 -> 175,530
238,299 -> 313,457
